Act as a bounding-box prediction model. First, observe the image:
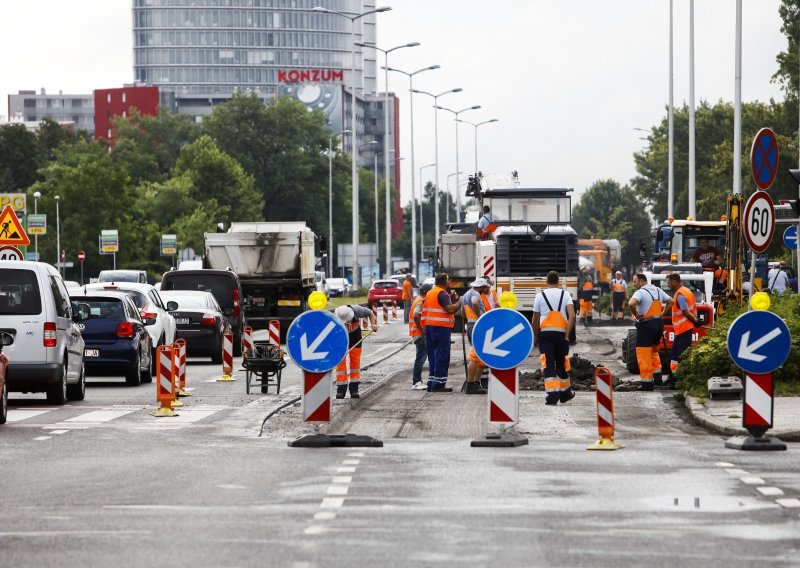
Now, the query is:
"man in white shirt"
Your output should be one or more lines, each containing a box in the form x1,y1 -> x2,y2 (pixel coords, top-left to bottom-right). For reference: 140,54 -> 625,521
628,273 -> 674,391
532,271 -> 576,405
766,262 -> 791,297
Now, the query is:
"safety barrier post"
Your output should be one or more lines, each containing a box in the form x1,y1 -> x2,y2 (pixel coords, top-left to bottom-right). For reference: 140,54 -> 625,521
175,338 -> 189,397
371,303 -> 378,324
588,367 -> 623,450
217,331 -> 235,382
725,372 -> 787,451
471,368 -> 528,447
268,320 -> 280,346
170,342 -> 184,407
242,326 -> 253,355
151,345 -> 178,417
391,300 -> 398,320
382,301 -> 389,323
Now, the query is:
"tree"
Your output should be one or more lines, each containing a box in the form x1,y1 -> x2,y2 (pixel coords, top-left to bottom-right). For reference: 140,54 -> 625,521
0,124 -> 42,193
774,0 -> 799,102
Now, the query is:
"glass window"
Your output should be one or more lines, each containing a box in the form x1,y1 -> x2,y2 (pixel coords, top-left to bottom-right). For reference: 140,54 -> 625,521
49,276 -> 70,317
0,269 -> 42,315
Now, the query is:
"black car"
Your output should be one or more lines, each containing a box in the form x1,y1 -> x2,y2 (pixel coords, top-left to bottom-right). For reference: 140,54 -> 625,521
69,291 -> 152,386
160,269 -> 246,356
159,290 -> 228,363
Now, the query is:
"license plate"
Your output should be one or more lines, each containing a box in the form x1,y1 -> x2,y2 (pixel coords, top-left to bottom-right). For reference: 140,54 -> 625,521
175,318 -> 190,325
84,349 -> 99,357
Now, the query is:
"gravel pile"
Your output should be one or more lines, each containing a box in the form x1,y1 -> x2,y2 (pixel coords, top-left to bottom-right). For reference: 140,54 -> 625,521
520,354 -> 620,391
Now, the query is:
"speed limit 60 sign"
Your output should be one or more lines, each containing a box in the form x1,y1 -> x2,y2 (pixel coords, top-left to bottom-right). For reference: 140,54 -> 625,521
744,191 -> 775,253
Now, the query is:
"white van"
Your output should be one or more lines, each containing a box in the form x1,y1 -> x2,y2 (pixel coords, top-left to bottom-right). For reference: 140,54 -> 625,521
98,270 -> 148,284
0,261 -> 88,403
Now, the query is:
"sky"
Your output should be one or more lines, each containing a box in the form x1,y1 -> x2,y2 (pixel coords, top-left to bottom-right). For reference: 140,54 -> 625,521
0,0 -> 791,208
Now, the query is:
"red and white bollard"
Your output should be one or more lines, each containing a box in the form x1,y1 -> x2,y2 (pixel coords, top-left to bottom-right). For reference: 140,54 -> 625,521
391,301 -> 398,320
268,319 -> 280,346
301,371 -> 332,424
588,367 -> 623,450
151,345 -> 178,417
382,301 -> 389,323
725,372 -> 786,451
242,326 -> 253,355
217,331 -> 235,381
471,367 -> 528,447
174,338 -> 189,397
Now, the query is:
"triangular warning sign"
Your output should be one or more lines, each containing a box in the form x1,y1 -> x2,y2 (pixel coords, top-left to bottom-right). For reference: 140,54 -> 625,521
0,205 -> 30,246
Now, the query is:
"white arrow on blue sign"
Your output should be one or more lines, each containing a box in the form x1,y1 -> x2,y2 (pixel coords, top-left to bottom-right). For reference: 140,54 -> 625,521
783,225 -> 798,250
727,311 -> 791,374
472,308 -> 534,370
286,310 -> 348,373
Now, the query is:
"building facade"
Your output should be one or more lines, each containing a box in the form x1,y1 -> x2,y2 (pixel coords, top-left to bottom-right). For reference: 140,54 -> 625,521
94,86 -> 162,141
7,90 -> 95,134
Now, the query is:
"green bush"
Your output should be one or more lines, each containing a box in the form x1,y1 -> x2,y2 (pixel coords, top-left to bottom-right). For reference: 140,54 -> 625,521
677,294 -> 800,396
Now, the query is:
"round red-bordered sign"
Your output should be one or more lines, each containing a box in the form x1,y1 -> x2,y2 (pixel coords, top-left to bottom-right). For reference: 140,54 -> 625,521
0,245 -> 24,261
77,250 -> 85,262
750,128 -> 779,190
744,191 -> 775,253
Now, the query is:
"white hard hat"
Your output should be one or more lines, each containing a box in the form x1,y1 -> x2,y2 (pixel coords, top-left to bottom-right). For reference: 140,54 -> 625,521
470,277 -> 489,287
334,305 -> 354,322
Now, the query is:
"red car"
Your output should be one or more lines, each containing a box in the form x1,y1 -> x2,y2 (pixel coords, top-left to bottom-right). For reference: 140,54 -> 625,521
368,279 -> 404,307
0,331 -> 10,424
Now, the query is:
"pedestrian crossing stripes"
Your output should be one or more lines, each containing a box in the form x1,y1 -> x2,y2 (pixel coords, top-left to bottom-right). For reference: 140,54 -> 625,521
6,405 -> 224,429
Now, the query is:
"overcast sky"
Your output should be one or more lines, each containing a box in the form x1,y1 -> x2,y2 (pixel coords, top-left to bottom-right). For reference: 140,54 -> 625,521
0,1 -> 790,207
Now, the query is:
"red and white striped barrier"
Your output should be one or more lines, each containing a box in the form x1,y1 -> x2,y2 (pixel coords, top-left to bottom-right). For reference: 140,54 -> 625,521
151,345 -> 178,417
242,326 -> 253,355
217,331 -> 235,381
744,372 -> 774,432
268,320 -> 280,346
174,338 -> 189,397
382,301 -> 389,323
371,303 -> 378,322
482,253 -> 496,281
391,301 -> 398,320
488,368 -> 519,426
588,367 -> 623,450
302,371 -> 331,424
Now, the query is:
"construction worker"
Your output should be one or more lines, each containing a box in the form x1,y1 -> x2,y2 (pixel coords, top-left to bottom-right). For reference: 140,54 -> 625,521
462,277 -> 489,343
766,262 -> 791,296
421,273 -> 463,392
579,274 -> 594,326
628,273 -> 674,391
402,274 -> 414,323
334,304 -> 377,399
484,276 -> 500,308
610,271 -> 627,322
410,283 -> 432,389
532,271 -> 576,405
665,273 -> 698,389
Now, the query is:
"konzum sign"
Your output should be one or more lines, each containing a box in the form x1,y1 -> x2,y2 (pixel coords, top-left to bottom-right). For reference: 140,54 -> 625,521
278,69 -> 344,83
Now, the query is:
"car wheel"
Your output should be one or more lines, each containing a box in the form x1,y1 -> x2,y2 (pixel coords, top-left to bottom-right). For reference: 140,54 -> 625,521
140,343 -> 153,383
625,328 -> 639,375
211,337 -> 223,364
66,365 -> 86,401
233,330 -> 242,357
46,361 -> 68,405
126,351 -> 142,386
151,334 -> 165,375
0,380 -> 7,424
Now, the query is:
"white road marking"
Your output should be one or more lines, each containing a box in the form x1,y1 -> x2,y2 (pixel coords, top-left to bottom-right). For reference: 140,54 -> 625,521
740,477 -> 765,485
337,467 -> 357,473
757,487 -> 784,496
33,436 -> 51,441
7,410 -> 52,422
65,410 -> 135,423
342,459 -> 360,465
0,530 -> 150,537
332,476 -> 352,484
320,498 -> 344,509
348,452 -> 365,457
48,430 -> 69,435
303,526 -> 328,535
715,462 -> 735,467
724,468 -> 749,476
775,498 -> 800,508
313,512 -> 336,521
326,486 -> 348,496
150,409 -> 219,423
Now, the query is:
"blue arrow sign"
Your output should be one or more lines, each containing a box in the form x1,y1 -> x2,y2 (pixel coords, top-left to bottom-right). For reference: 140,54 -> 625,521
286,310 -> 348,373
784,225 -> 798,250
727,311 -> 791,374
472,308 -> 534,370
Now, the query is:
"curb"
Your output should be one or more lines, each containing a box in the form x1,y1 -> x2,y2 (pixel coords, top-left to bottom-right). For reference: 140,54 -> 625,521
684,395 -> 800,442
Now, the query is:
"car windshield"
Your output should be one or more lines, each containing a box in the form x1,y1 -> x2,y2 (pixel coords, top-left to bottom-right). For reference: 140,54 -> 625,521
117,290 -> 147,309
374,281 -> 397,289
73,298 -> 125,319
162,274 -> 233,309
99,271 -> 142,283
0,269 -> 42,315
328,279 -> 346,287
162,294 -> 209,309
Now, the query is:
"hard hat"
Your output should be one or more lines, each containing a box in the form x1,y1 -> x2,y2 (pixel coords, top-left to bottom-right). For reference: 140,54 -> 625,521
420,284 -> 433,294
334,305 -> 354,322
470,277 -> 489,288
615,271 -> 622,275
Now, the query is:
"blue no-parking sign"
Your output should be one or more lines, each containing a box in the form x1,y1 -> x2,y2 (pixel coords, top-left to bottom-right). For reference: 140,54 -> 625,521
727,311 -> 791,374
286,310 -> 348,373
472,308 -> 534,370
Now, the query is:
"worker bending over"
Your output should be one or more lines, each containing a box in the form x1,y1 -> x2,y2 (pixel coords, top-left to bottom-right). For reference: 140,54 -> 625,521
532,271 -> 576,405
628,274 -> 673,391
334,304 -> 377,399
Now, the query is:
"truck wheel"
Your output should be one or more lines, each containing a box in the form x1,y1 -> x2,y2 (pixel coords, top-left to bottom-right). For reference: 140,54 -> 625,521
625,329 -> 639,375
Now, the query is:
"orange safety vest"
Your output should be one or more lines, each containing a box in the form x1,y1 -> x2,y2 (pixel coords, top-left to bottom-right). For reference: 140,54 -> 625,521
409,296 -> 424,337
402,280 -> 413,301
612,279 -> 625,292
480,293 -> 493,312
539,289 -> 569,332
671,286 -> 697,335
489,289 -> 499,308
640,286 -> 663,319
422,285 -> 455,328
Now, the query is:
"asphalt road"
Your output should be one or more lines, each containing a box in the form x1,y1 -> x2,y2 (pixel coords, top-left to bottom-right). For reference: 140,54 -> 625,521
2,317 -> 799,567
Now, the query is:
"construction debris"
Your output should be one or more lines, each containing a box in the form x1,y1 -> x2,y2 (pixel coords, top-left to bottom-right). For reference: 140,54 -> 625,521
520,354 -> 620,391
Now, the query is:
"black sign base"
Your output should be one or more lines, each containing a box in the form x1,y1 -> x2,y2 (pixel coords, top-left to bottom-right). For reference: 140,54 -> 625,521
471,433 -> 529,448
725,435 -> 787,451
288,433 -> 383,448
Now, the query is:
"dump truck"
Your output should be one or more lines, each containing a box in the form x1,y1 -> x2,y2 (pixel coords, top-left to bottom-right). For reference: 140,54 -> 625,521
204,222 -> 318,335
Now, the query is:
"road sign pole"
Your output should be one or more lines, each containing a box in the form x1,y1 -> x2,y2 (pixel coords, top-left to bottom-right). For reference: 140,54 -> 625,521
748,251 -> 756,310
725,372 -> 786,451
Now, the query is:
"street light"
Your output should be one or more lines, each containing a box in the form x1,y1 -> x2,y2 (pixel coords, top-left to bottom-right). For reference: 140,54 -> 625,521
33,190 -> 41,259
356,41 -> 420,277
385,64 -> 441,277
359,140 -> 378,275
412,87 -> 461,259
419,162 -> 436,253
445,171 -> 465,224
435,104 -> 481,222
328,129 -> 351,277
457,118 -> 498,172
54,195 -> 61,276
313,5 -> 392,289
373,147 -> 392,276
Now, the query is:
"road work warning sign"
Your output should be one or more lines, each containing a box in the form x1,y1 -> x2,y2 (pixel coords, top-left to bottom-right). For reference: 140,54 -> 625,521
0,205 -> 30,246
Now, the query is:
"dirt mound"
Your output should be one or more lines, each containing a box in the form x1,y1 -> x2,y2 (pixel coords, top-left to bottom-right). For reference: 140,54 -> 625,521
520,354 -> 619,391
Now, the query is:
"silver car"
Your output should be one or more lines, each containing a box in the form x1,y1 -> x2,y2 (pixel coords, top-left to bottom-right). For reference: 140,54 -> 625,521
0,261 -> 88,404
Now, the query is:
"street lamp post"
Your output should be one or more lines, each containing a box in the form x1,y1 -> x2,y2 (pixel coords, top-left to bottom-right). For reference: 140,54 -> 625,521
435,104 -> 481,223
33,191 -> 41,259
457,118 -> 499,172
328,129 -> 351,277
445,171 -> 465,224
356,41 -> 419,277
419,162 -> 436,257
54,195 -> 61,276
313,5 -> 392,289
373,147 -> 391,275
385,65 -> 440,277
412,87 -> 461,260
359,140 -> 378,274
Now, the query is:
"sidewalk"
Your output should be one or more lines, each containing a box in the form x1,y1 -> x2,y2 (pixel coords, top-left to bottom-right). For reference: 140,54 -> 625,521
685,395 -> 800,442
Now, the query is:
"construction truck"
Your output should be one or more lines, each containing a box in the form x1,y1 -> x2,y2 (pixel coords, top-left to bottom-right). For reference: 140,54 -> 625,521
578,238 -> 622,292
204,222 -> 318,335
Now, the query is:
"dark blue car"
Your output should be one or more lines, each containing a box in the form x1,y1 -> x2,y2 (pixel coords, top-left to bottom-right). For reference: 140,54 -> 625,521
69,291 -> 152,386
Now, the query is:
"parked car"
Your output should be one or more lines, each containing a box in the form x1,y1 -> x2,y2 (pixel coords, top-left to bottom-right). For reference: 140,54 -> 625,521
69,290 -> 152,385
63,280 -> 82,290
85,282 -> 177,372
326,278 -> 351,298
0,261 -> 88,404
98,270 -> 148,284
315,271 -> 327,295
159,290 -> 228,363
368,279 -> 404,306
0,331 -> 11,424
160,269 -> 247,356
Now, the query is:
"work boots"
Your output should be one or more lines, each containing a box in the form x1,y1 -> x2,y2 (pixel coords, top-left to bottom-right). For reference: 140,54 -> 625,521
349,382 -> 360,399
336,384 -> 347,399
465,381 -> 487,395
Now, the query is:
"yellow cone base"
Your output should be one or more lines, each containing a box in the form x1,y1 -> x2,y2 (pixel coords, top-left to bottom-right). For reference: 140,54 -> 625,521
217,374 -> 236,382
178,389 -> 191,397
170,399 -> 184,408
587,437 -> 624,451
151,406 -> 179,417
